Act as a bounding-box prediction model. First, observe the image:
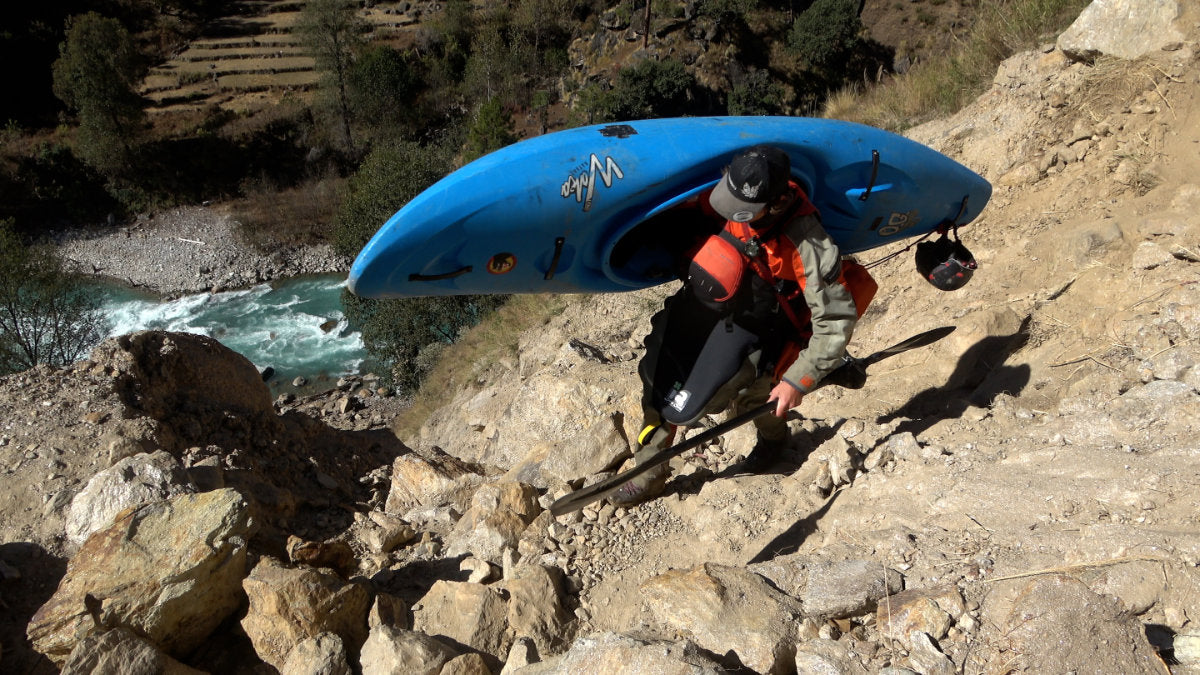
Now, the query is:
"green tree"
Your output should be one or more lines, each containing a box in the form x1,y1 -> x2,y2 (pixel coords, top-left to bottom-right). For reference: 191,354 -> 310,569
51,12 -> 147,178
342,293 -> 507,393
587,58 -> 696,122
298,0 -> 367,155
464,97 -> 516,162
334,138 -> 457,257
727,69 -> 786,116
0,221 -> 109,374
348,45 -> 422,139
787,0 -> 862,68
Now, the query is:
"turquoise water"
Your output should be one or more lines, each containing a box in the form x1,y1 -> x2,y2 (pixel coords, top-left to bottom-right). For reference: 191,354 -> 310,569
100,275 -> 370,393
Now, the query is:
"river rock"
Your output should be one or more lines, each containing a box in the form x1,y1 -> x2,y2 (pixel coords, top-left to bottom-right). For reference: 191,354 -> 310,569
27,489 -> 254,665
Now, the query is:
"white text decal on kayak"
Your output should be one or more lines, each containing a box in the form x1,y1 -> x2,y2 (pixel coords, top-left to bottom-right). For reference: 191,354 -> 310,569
561,154 -> 624,212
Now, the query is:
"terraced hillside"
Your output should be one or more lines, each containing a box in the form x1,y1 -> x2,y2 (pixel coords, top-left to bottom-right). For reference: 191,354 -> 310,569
139,0 -> 427,116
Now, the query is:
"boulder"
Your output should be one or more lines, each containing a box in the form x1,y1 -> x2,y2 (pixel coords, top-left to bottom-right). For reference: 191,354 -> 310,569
65,451 -> 195,547
93,331 -> 273,420
1057,0 -> 1184,61
241,557 -> 372,670
982,575 -> 1165,673
751,557 -> 904,619
413,580 -> 511,663
59,627 -> 204,675
447,482 -> 542,563
28,489 -> 254,665
386,449 -> 484,514
502,565 -> 572,654
280,633 -> 352,675
640,563 -> 804,673
359,626 -> 460,675
512,632 -> 726,674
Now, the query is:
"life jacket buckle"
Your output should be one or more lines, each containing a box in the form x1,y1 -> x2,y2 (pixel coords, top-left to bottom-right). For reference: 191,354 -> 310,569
744,237 -> 762,258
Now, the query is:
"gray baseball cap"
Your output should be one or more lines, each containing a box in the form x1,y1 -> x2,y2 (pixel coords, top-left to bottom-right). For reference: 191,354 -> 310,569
708,145 -> 791,222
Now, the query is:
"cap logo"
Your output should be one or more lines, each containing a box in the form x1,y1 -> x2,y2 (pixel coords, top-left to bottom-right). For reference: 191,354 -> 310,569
740,181 -> 761,199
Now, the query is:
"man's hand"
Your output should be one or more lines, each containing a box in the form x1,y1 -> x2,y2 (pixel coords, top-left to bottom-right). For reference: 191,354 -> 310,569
768,380 -> 804,417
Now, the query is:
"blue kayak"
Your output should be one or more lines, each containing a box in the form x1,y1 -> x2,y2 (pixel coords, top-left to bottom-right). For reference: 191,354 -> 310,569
348,116 -> 991,299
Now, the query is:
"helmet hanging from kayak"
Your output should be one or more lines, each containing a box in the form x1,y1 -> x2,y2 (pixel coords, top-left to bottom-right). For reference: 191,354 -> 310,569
915,224 -> 977,291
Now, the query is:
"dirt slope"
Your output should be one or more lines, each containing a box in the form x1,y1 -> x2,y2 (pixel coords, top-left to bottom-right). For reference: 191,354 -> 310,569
408,24 -> 1200,671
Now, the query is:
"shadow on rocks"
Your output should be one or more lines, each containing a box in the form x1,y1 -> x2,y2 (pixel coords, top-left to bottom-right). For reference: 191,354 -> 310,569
747,489 -> 845,564
370,553 -> 471,614
0,542 -> 68,675
879,317 -> 1033,439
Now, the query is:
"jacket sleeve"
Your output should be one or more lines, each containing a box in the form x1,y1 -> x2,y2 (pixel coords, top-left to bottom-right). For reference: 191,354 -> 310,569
779,214 -> 859,393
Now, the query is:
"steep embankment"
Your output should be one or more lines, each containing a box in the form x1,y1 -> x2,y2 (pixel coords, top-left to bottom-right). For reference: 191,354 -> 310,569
2,3 -> 1198,674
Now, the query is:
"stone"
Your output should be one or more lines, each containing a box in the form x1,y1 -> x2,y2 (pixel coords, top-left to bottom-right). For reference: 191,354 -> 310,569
877,594 -> 952,643
800,559 -> 905,619
461,557 -> 499,584
905,631 -> 955,675
27,489 -> 254,665
359,626 -> 459,675
793,638 -> 869,675
386,450 -> 484,514
442,652 -> 493,675
59,627 -> 204,675
538,413 -> 629,484
640,563 -> 803,674
93,331 -> 274,420
1057,0 -> 1185,61
412,580 -> 511,661
368,593 -> 411,631
512,632 -> 726,674
65,451 -> 196,546
280,633 -> 352,675
364,513 -> 417,554
241,557 -> 372,670
982,575 -> 1164,673
503,565 -> 572,655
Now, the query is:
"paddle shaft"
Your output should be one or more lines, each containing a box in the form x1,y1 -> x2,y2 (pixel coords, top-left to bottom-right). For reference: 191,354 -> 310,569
548,326 -> 956,515
549,402 -> 775,516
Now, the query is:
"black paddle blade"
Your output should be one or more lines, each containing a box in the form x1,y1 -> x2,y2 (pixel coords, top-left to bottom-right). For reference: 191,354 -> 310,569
860,325 -> 956,366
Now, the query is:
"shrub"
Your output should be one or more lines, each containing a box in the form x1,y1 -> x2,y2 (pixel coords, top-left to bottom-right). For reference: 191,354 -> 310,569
587,58 -> 697,122
342,292 -> 508,394
334,138 -> 457,257
787,0 -> 863,68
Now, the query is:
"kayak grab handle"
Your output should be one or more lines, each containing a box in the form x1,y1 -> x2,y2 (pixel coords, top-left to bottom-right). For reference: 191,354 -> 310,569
859,150 -> 880,201
409,266 -> 472,281
544,236 -> 566,281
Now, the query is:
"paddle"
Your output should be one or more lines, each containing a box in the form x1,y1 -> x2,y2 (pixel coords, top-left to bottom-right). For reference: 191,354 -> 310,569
548,325 -> 956,516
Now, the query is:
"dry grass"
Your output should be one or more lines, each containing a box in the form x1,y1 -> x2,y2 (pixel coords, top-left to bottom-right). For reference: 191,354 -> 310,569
825,0 -> 1091,130
392,293 -> 573,438
228,174 -> 345,250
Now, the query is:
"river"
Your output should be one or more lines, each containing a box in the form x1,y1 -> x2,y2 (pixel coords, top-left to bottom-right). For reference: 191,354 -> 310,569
100,274 -> 371,395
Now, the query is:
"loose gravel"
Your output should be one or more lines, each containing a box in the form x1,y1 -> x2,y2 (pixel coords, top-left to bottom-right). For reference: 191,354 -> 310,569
54,206 -> 350,298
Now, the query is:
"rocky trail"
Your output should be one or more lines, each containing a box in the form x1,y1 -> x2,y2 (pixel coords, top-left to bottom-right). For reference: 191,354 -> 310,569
3,2 -> 1200,673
